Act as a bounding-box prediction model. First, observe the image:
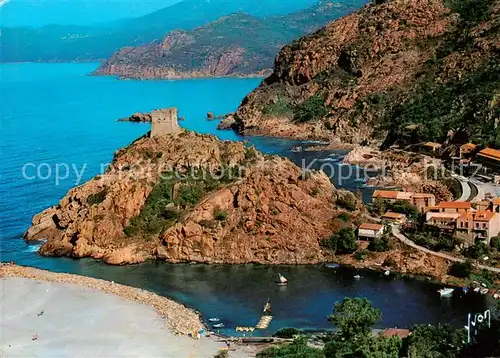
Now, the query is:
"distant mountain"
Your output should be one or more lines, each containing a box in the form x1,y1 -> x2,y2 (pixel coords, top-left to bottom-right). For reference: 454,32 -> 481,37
93,0 -> 367,79
0,0 -> 321,63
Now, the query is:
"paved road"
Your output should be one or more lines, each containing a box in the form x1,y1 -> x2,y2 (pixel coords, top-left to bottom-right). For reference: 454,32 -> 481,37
452,174 -> 471,202
392,226 -> 500,274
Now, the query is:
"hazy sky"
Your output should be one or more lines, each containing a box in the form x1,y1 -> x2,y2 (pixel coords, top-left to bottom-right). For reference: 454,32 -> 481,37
0,0 -> 183,27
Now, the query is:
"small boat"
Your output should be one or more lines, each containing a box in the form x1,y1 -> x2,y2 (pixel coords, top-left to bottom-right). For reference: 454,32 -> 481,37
325,263 -> 340,269
438,288 -> 454,297
462,287 -> 469,295
480,288 -> 489,295
263,298 -> 272,315
213,323 -> 225,329
474,287 -> 481,293
384,270 -> 390,276
494,293 -> 499,299
291,145 -> 303,153
353,274 -> 361,280
208,317 -> 221,322
278,273 -> 288,285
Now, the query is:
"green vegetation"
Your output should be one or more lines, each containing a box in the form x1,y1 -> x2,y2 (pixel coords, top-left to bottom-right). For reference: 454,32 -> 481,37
321,228 -> 357,254
263,96 -> 293,117
335,196 -> 357,211
87,188 -> 108,206
294,95 -> 329,123
408,231 -> 459,252
258,296 -> 500,358
258,336 -> 324,358
445,0 -> 496,25
274,327 -> 302,339
213,208 -> 228,221
448,261 -> 473,278
367,235 -> 391,252
492,237 -> 500,251
124,168 -> 235,237
355,249 -> 370,261
324,297 -> 401,358
337,212 -> 350,222
462,241 -> 490,259
404,324 -> 466,358
384,59 -> 500,147
372,199 -> 421,221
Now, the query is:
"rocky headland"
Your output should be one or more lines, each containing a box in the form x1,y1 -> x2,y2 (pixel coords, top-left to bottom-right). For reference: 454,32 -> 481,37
93,1 -> 366,80
25,128 -> 362,265
233,0 -> 499,148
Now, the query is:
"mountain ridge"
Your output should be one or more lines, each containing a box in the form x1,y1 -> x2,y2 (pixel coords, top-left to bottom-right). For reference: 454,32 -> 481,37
93,0 -> 367,79
233,0 -> 500,148
0,0 -> 321,63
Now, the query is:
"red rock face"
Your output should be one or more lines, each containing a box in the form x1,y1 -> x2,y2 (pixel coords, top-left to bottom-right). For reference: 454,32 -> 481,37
160,157 -> 340,264
25,131 -> 358,265
235,0 -> 498,143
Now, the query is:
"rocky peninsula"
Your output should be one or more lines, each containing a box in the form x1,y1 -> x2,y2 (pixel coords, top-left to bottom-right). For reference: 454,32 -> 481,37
24,124 -> 361,265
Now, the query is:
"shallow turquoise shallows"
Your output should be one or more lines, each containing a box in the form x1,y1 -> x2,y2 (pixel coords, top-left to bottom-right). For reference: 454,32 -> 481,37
0,63 -> 492,336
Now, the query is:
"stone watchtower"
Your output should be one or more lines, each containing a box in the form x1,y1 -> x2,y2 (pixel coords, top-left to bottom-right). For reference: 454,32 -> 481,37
150,108 -> 182,138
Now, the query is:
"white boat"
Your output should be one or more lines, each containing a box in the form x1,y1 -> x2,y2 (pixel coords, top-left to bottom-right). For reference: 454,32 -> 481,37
325,263 -> 340,269
480,288 -> 489,295
474,287 -> 481,293
438,288 -> 454,297
384,270 -> 390,276
494,293 -> 499,299
213,323 -> 225,329
353,274 -> 361,280
278,273 -> 288,285
208,317 -> 221,322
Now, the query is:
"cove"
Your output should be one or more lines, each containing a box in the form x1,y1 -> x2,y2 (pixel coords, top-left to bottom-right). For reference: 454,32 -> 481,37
0,63 -> 490,335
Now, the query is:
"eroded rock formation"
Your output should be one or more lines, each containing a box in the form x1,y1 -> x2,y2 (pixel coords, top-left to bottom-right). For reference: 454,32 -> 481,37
25,131 -> 358,265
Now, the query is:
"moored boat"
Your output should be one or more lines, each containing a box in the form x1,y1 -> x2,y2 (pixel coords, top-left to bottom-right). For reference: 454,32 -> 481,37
208,317 -> 221,322
438,288 -> 454,297
325,263 -> 340,269
278,273 -> 288,285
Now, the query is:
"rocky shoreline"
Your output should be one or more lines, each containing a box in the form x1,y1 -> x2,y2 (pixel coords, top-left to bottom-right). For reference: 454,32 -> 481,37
92,65 -> 269,81
0,263 -> 203,336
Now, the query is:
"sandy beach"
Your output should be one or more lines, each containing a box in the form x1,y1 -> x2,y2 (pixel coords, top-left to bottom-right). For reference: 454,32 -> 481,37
0,264 -> 258,358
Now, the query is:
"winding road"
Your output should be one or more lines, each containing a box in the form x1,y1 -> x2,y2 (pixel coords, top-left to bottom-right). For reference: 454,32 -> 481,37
391,226 -> 500,274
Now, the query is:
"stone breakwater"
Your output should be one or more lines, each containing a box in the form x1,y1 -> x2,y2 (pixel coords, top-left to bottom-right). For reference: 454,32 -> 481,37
0,263 -> 203,336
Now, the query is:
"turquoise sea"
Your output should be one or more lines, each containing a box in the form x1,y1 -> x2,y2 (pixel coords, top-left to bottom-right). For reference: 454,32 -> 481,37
0,63 -> 492,335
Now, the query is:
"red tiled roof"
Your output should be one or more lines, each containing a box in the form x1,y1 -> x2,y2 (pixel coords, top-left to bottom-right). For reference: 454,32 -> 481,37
478,148 -> 500,161
382,328 -> 411,339
373,190 -> 399,199
383,212 -> 406,219
438,201 -> 471,209
461,143 -> 477,152
359,223 -> 384,231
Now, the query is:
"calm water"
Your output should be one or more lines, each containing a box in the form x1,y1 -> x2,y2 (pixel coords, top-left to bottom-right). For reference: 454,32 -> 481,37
0,63 -> 491,335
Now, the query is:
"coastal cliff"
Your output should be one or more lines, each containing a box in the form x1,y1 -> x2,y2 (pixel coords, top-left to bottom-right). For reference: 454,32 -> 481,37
93,1 -> 366,80
25,130 -> 359,265
234,0 -> 500,146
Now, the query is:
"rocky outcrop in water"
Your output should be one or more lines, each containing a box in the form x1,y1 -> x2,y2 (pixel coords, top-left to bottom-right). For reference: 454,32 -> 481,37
25,130 -> 359,265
